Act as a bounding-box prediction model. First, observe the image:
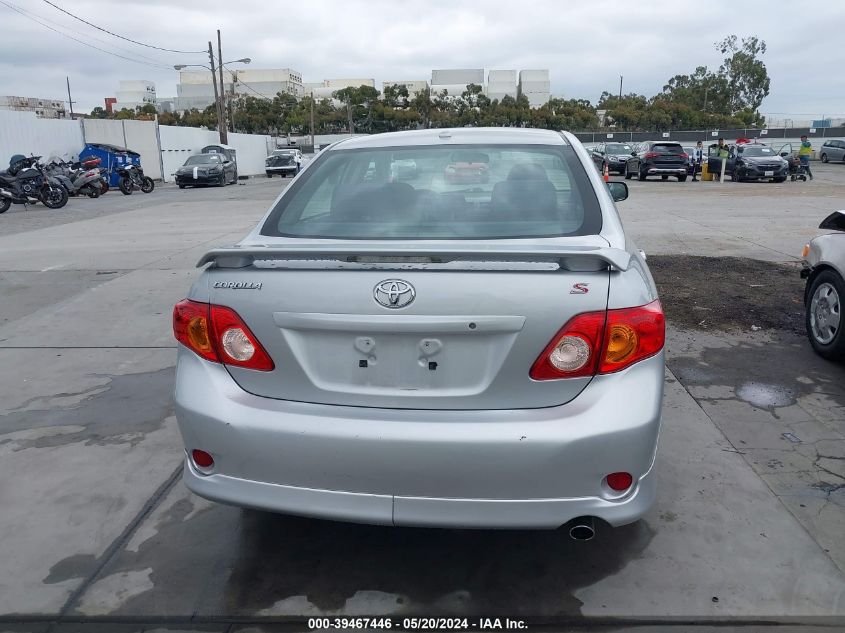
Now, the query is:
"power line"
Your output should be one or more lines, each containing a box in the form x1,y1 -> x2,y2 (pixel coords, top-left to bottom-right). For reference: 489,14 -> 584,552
2,0 -> 171,66
0,0 -> 174,70
222,64 -> 273,99
41,0 -> 204,54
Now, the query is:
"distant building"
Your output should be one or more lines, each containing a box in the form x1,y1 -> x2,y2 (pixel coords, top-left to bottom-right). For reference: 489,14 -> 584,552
430,69 -> 485,97
114,80 -> 157,112
518,70 -> 550,108
0,95 -> 67,119
307,78 -> 376,100
173,68 -> 303,112
104,97 -> 117,115
487,70 -> 517,102
382,80 -> 429,97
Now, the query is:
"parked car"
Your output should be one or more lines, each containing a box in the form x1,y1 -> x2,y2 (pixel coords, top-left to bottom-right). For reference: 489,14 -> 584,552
444,150 -> 490,184
175,154 -> 237,188
266,149 -> 302,178
802,211 -> 845,360
624,141 -> 688,181
820,140 -> 845,164
731,144 -> 789,182
172,128 -> 664,537
591,142 -> 635,175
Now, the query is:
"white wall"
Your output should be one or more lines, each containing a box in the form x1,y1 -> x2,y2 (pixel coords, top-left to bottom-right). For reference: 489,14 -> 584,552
81,118 -> 163,180
0,110 -> 83,167
158,125 -> 272,181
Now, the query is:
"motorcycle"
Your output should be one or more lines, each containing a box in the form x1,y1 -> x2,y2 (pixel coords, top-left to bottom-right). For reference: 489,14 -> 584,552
0,155 -> 69,213
45,157 -> 104,198
116,164 -> 154,195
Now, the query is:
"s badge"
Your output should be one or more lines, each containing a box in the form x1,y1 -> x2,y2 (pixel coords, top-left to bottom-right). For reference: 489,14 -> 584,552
570,283 -> 590,295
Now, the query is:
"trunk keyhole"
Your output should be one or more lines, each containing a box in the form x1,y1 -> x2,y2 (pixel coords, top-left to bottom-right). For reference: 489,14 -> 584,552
359,360 -> 368,368
428,362 -> 438,371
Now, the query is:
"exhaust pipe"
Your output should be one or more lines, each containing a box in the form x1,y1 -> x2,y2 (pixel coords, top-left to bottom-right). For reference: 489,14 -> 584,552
568,516 -> 596,541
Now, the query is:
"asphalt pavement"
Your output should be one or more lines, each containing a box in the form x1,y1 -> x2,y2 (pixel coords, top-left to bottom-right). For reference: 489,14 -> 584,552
0,165 -> 844,631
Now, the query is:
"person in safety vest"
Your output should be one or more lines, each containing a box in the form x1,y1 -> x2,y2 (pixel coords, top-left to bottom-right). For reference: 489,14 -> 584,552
798,135 -> 813,181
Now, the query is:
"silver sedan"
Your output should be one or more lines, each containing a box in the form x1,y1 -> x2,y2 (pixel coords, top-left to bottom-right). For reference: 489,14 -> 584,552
172,128 -> 665,538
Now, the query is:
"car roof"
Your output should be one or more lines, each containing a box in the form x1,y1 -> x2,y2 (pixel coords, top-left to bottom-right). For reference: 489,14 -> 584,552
332,128 -> 569,150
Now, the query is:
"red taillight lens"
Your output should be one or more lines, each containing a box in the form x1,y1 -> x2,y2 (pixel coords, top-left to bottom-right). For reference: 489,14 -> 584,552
530,312 -> 605,380
679,152 -> 688,160
644,152 -> 660,159
531,300 -> 664,380
173,300 -> 274,371
606,472 -> 633,491
599,300 -> 664,374
209,304 -> 274,371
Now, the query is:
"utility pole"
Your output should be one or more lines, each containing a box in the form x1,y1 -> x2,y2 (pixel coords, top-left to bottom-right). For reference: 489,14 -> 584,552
309,93 -> 315,149
619,75 -> 623,100
207,41 -> 224,144
66,77 -> 75,119
217,29 -> 228,144
347,101 -> 354,134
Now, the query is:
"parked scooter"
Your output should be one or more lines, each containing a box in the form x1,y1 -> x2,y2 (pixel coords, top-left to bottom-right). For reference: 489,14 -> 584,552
0,155 -> 69,213
45,157 -> 104,198
116,164 -> 154,195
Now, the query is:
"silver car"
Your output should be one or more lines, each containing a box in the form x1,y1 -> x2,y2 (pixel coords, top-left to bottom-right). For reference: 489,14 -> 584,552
802,211 -> 845,359
172,128 -> 665,537
820,140 -> 845,164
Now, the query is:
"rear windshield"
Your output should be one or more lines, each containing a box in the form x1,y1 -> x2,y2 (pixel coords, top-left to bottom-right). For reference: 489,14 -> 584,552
606,144 -> 632,153
740,146 -> 776,157
185,155 -> 221,165
651,143 -> 684,154
260,144 -> 602,239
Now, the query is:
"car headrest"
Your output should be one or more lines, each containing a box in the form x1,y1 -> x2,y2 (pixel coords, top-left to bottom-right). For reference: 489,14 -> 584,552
331,182 -> 417,222
507,163 -> 549,181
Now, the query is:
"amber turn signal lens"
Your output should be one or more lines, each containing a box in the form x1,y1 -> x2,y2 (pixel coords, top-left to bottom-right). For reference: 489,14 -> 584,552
605,323 -> 638,364
802,244 -> 810,258
187,315 -> 212,354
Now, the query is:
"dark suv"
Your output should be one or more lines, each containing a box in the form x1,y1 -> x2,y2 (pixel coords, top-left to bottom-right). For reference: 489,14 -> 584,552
624,141 -> 688,182
591,142 -> 635,175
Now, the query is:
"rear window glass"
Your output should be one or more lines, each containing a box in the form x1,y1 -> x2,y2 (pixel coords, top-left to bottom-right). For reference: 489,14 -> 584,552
260,144 -> 602,240
606,144 -> 632,153
651,144 -> 683,153
185,155 -> 221,165
740,146 -> 776,157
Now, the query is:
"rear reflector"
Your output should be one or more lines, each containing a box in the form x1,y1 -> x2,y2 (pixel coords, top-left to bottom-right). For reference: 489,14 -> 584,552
531,300 -> 664,380
191,449 -> 214,469
173,299 -> 274,371
606,472 -> 633,491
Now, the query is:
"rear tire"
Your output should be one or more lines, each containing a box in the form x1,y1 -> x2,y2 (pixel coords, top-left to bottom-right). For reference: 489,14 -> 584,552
806,270 -> 845,360
119,178 -> 133,195
638,169 -> 647,181
217,174 -> 226,187
821,153 -> 829,163
266,172 -> 272,178
661,175 -> 668,181
677,175 -> 687,182
140,177 -> 154,193
0,198 -> 10,213
178,184 -> 186,189
773,177 -> 786,183
86,187 -> 100,199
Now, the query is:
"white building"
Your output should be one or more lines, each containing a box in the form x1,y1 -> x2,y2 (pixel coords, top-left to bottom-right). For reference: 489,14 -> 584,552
173,68 -> 303,112
307,78 -> 376,101
518,69 -> 550,108
487,70 -> 517,102
0,95 -> 67,119
382,80 -> 429,97
430,69 -> 485,97
114,80 -> 156,112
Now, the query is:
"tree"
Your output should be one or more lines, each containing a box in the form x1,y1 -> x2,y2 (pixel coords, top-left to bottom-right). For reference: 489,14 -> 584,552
716,35 -> 770,114
89,106 -> 108,119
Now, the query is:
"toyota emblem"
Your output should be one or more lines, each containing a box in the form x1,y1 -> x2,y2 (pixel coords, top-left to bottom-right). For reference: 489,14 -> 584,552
373,279 -> 416,309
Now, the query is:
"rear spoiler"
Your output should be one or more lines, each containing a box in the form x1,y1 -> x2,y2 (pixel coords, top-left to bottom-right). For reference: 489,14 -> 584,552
197,244 -> 632,271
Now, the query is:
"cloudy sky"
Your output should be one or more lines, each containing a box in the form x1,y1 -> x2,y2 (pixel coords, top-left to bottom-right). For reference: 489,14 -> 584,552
1,0 -> 842,120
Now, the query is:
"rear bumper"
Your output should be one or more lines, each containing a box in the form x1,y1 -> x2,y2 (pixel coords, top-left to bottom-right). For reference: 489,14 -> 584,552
266,166 -> 298,174
645,166 -> 686,175
174,349 -> 664,529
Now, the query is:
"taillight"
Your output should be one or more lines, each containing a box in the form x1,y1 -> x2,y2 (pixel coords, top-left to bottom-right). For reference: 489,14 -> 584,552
173,299 -> 274,371
644,152 -> 660,159
531,300 -> 664,380
679,152 -> 688,160
529,312 -> 605,380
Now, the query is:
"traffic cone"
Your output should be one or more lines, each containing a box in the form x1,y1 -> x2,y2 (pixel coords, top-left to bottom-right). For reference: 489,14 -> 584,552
602,162 -> 610,182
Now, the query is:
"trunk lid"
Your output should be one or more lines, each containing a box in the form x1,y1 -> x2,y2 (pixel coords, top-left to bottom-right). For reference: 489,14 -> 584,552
203,242 -> 624,410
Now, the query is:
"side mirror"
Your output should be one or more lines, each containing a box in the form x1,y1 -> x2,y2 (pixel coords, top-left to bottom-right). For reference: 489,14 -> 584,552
607,181 -> 628,202
780,152 -> 789,157
631,151 -> 637,156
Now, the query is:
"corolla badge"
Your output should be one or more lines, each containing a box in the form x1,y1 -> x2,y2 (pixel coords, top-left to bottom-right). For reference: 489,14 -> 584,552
373,279 -> 416,309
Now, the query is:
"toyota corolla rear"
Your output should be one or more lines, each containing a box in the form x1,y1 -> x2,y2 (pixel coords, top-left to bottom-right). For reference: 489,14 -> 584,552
173,128 -> 664,531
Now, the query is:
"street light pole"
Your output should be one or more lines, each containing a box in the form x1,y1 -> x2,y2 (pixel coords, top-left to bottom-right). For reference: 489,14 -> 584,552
206,42 -> 224,144
310,93 -> 315,149
217,29 -> 228,144
619,75 -> 623,100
